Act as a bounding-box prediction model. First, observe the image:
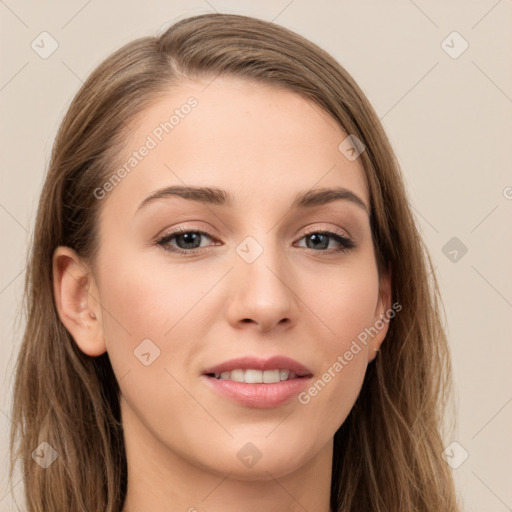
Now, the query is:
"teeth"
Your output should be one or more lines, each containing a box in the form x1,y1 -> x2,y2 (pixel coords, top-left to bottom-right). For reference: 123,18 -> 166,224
230,369 -> 245,382
245,369 -> 263,383
212,369 -> 299,383
263,369 -> 280,383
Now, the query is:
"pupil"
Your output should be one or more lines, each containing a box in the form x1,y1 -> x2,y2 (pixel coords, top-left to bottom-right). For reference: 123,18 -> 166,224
179,233 -> 200,249
308,233 -> 328,250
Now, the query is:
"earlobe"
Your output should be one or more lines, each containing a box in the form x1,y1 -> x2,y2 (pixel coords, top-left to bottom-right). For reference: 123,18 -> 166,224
52,246 -> 106,357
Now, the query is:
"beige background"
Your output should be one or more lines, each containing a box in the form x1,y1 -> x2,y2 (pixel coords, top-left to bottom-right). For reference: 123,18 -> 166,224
1,1 -> 511,510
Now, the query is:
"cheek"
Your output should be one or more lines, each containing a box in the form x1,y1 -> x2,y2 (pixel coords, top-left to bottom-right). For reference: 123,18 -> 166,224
307,258 -> 380,352
97,253 -> 206,342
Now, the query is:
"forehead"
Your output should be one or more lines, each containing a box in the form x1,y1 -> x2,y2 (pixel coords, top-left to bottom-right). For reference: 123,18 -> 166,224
103,76 -> 369,215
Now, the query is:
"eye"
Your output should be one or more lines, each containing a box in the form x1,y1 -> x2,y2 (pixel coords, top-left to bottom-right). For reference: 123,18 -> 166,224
157,228 -> 217,254
295,230 -> 355,253
156,227 -> 356,256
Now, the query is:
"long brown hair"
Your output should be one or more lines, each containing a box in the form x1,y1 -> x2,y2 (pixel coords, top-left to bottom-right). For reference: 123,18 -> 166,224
9,13 -> 460,511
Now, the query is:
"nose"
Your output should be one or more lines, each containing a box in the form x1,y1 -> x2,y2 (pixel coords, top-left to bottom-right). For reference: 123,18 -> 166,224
225,240 -> 298,334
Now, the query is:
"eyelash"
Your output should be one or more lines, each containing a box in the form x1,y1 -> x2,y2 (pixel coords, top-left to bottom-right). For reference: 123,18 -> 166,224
156,226 -> 356,256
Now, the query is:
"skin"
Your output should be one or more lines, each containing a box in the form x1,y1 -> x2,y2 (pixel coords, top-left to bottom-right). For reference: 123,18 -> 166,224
53,76 -> 391,512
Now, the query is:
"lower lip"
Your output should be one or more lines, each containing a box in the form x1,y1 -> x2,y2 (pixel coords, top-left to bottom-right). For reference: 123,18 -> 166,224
202,375 -> 312,408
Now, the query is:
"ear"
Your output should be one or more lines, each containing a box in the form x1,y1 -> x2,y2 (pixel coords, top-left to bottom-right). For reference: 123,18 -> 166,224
368,268 -> 392,362
52,246 -> 106,356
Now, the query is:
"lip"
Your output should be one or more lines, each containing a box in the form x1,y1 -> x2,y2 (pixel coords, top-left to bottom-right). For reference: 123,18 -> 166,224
201,355 -> 313,409
202,355 -> 313,377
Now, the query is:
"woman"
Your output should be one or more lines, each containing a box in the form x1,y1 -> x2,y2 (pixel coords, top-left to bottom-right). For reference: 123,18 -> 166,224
9,12 -> 460,512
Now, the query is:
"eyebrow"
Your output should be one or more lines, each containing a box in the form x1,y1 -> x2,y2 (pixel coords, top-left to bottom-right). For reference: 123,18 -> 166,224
136,185 -> 369,214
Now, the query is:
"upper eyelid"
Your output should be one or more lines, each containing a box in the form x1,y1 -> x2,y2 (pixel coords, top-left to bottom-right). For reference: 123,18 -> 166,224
301,225 -> 351,240
159,224 -> 352,239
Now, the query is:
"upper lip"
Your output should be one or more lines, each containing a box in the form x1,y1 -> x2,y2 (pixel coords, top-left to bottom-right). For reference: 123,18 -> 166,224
203,355 -> 313,377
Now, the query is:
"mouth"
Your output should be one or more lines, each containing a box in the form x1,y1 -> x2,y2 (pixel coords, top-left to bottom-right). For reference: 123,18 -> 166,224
201,355 -> 313,408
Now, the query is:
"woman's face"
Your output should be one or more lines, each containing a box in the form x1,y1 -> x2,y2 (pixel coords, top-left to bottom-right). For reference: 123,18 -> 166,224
86,76 -> 390,478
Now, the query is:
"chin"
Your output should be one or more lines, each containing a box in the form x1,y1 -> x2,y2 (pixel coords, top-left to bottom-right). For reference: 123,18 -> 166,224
190,434 -> 320,481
